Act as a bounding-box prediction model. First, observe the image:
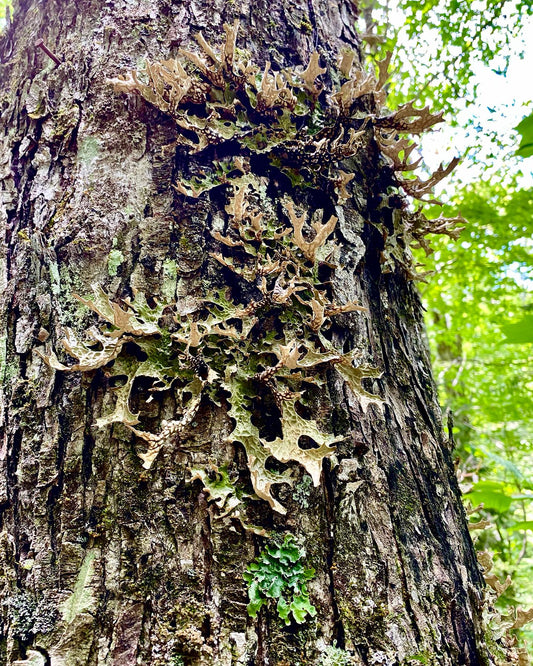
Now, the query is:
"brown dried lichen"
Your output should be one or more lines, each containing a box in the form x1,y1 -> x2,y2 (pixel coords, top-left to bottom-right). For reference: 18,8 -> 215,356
42,24 -> 465,523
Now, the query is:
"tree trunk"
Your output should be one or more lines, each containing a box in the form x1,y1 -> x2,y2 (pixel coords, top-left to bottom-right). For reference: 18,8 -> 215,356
0,1 -> 489,665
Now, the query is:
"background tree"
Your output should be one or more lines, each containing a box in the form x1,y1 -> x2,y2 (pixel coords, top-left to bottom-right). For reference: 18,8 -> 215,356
418,181 -> 533,655
0,1 -> 502,664
355,1 -> 533,653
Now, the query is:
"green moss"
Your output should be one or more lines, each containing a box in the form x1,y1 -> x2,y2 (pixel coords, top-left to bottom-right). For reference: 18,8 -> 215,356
402,651 -> 445,665
179,235 -> 192,250
170,657 -> 185,666
2,358 -> 19,388
97,504 -> 116,533
337,593 -> 389,645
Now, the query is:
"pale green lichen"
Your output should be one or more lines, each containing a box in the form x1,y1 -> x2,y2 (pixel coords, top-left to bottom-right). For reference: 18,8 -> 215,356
161,259 -> 178,301
318,641 -> 355,666
60,549 -> 98,624
107,248 -> 124,277
48,259 -> 61,296
76,135 -> 100,167
293,474 -> 313,509
0,334 -> 7,383
6,593 -> 58,641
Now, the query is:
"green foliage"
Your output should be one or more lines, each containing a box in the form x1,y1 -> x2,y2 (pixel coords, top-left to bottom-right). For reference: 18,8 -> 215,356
515,112 -> 533,158
416,178 -> 533,648
419,181 -> 533,450
508,522 -> 533,535
0,0 -> 12,24
243,534 -> 316,625
466,481 -> 514,514
360,0 -> 533,115
170,654 -> 185,666
171,657 -> 185,666
502,313 -> 533,344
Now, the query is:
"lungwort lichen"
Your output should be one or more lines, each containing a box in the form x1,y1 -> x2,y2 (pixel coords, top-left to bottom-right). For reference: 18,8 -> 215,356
41,21 -> 462,519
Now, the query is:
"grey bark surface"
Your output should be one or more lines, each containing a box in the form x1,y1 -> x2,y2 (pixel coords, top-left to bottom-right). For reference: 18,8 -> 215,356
0,1 -> 488,665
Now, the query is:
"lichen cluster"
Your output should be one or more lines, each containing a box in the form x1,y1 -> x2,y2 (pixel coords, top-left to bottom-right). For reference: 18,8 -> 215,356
41,182 -> 382,516
109,21 -> 368,193
43,22 -> 462,522
108,19 -> 464,266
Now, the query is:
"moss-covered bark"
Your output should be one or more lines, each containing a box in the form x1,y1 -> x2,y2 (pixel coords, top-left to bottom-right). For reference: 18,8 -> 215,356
1,1 -> 488,664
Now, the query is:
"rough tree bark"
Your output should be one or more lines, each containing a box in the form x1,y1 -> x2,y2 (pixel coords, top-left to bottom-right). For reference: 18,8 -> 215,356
0,1 -> 489,665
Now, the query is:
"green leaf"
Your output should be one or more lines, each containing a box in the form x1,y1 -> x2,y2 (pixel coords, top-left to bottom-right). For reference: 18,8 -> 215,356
466,481 -> 513,514
515,112 -> 533,158
502,314 -> 533,344
473,447 -> 531,488
508,521 -> 533,534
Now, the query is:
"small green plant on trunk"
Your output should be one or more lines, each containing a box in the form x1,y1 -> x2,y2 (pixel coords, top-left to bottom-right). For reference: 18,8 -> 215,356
243,534 -> 316,625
